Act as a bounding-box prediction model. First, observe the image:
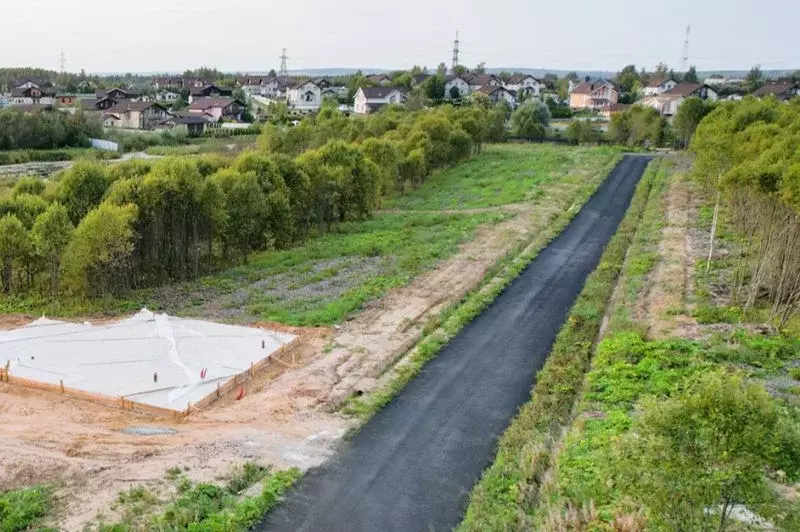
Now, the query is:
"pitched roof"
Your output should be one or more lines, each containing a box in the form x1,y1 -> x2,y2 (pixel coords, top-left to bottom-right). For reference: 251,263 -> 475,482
189,97 -> 236,110
412,74 -> 430,83
507,74 -> 539,84
570,79 -> 615,95
359,87 -> 405,99
466,74 -> 498,86
646,76 -> 676,88
476,85 -> 510,96
107,100 -> 165,113
291,78 -> 320,90
189,84 -> 232,96
662,83 -> 704,97
753,82 -> 796,97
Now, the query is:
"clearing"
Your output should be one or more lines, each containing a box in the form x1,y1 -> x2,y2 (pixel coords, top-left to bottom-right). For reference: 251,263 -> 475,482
0,143 -> 620,530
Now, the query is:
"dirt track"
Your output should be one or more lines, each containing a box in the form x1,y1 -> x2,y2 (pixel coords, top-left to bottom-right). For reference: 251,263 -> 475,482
260,156 -> 652,532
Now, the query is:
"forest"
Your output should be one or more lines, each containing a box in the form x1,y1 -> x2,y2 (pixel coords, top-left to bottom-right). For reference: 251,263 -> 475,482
0,104 -> 494,298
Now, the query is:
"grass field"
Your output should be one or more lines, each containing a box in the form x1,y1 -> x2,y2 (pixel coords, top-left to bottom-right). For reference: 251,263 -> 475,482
384,144 -> 619,211
144,135 -> 259,157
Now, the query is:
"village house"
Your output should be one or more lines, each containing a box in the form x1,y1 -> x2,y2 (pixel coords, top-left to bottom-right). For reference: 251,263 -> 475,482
80,95 -> 120,112
465,74 -> 502,94
152,77 -> 209,90
55,94 -> 78,106
353,87 -> 407,114
156,114 -> 212,136
475,85 -> 517,106
753,82 -> 798,101
287,79 -> 323,111
103,100 -> 171,130
189,84 -> 233,102
10,82 -> 55,105
639,83 -> 718,117
188,97 -> 243,121
367,74 -> 392,86
95,88 -> 137,100
444,75 -> 471,100
504,75 -> 544,98
569,79 -> 619,110
643,76 -> 678,97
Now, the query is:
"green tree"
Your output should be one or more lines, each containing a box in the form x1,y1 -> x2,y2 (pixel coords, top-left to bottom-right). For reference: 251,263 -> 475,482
684,65 -> 699,83
63,203 -> 137,296
0,214 -> 31,293
616,64 -> 640,95
674,96 -> 714,147
615,371 -> 799,531
746,65 -> 764,92
209,169 -> 267,262
12,177 -> 46,197
423,74 -> 446,102
474,62 -> 487,75
56,161 -> 112,224
398,148 -> 427,191
510,100 -> 551,138
31,203 -> 74,295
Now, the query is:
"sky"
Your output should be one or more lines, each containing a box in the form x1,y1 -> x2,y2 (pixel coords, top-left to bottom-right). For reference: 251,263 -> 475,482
1,0 -> 798,74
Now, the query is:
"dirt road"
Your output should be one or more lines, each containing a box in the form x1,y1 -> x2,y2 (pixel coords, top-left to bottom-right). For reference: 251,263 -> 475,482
259,155 -> 652,532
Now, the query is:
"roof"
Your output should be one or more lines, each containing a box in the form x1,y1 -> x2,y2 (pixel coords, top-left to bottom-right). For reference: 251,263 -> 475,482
107,100 -> 166,113
172,115 -> 211,125
291,79 -> 320,90
466,74 -> 498,86
359,87 -> 405,99
646,76 -> 676,88
662,83 -> 704,97
753,82 -> 796,97
507,74 -> 539,84
189,97 -> 236,110
412,74 -> 430,83
189,84 -> 233,96
570,79 -> 615,95
444,75 -> 468,83
476,85 -> 510,96
95,88 -> 131,98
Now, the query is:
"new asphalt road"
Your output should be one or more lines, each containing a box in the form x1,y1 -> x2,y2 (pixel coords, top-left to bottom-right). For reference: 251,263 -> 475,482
259,155 -> 653,532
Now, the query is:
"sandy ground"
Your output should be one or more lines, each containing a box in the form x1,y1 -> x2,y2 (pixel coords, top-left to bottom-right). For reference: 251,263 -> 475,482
645,173 -> 701,339
0,197 -> 558,529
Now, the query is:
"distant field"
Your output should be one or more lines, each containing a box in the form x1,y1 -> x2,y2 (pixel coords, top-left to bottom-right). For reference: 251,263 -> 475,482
144,135 -> 259,156
383,144 -> 619,211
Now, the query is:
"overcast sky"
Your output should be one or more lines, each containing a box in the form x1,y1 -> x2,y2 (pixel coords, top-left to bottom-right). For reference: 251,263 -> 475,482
1,0 -> 797,73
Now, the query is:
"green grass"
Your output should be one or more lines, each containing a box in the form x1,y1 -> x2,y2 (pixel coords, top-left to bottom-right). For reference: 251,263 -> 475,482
97,466 -> 300,532
0,486 -> 51,532
458,157 -> 664,532
144,135 -> 259,156
0,147 -> 120,165
383,144 -> 620,211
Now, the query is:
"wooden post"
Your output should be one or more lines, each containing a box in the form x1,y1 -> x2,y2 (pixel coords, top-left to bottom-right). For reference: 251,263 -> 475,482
120,396 -> 124,409
250,361 -> 254,377
186,402 -> 191,416
216,382 -> 221,398
60,379 -> 64,394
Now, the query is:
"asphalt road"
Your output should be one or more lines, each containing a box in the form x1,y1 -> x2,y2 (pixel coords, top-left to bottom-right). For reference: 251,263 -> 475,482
259,155 -> 652,532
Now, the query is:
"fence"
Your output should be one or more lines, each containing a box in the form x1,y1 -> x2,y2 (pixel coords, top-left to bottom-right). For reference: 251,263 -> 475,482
0,337 -> 297,419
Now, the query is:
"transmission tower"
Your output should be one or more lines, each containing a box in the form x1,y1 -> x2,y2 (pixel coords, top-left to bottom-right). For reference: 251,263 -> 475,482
59,49 -> 66,74
451,31 -> 460,71
681,25 -> 691,72
279,48 -> 289,77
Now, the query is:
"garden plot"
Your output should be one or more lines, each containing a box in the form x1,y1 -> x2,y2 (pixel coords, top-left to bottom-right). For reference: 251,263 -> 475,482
0,309 -> 295,412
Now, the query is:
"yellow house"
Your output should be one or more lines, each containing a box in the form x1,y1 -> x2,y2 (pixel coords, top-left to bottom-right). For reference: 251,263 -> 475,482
569,80 -> 619,110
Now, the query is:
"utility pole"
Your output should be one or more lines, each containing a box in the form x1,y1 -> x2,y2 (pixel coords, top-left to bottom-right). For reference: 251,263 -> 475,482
451,31 -> 460,72
681,25 -> 690,72
59,49 -> 66,75
279,48 -> 289,77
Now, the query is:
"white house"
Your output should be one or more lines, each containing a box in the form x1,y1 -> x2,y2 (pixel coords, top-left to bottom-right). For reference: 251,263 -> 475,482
466,74 -> 502,94
444,75 -> 471,99
287,79 -> 322,111
10,82 -> 55,105
640,83 -> 719,117
643,77 -> 678,97
353,87 -> 407,114
504,75 -> 544,98
476,85 -> 517,107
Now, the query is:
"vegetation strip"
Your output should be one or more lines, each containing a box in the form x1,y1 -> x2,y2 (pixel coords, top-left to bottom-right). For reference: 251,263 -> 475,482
341,154 -> 621,420
458,157 -> 660,531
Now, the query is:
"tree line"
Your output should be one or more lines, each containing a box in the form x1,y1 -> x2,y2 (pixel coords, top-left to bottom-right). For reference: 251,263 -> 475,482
0,109 -> 103,151
691,97 -> 800,326
0,104 -> 500,298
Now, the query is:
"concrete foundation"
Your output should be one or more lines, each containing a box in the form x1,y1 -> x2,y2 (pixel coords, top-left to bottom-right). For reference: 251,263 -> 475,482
0,309 -> 295,412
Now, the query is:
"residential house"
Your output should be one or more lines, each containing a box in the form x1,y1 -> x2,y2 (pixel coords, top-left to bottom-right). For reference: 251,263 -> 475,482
465,74 -> 502,94
444,75 -> 470,99
639,83 -> 718,117
287,79 -> 323,111
504,75 -> 544,98
353,87 -> 407,114
643,76 -> 678,97
475,85 -> 516,106
103,100 -> 171,130
188,97 -> 243,121
80,96 -> 120,112
367,74 -> 392,86
55,94 -> 78,106
152,77 -> 209,90
322,86 -> 348,101
599,103 -> 631,119
569,79 -> 619,110
154,88 -> 181,102
753,82 -> 798,101
156,114 -> 212,136
411,74 -> 431,87
189,84 -> 233,102
10,82 -> 55,105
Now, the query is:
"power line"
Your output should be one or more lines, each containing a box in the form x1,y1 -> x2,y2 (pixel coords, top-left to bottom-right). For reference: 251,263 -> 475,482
279,48 -> 289,77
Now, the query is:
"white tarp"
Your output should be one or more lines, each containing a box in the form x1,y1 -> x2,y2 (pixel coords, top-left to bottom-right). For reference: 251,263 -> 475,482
0,309 -> 295,411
